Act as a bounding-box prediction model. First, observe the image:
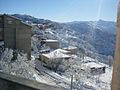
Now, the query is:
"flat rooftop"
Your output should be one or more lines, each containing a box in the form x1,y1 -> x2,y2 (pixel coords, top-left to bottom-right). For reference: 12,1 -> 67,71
43,39 -> 59,42
63,46 -> 77,49
82,62 -> 105,69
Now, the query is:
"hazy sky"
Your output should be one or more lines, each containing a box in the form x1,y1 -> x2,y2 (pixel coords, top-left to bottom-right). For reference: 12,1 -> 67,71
0,0 -> 119,22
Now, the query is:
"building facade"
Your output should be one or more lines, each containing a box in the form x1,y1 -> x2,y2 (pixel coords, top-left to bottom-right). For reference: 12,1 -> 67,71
42,39 -> 59,49
0,14 -> 31,59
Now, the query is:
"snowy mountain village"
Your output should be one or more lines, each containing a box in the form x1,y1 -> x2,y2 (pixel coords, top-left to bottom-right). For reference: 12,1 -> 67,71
0,14 -> 114,90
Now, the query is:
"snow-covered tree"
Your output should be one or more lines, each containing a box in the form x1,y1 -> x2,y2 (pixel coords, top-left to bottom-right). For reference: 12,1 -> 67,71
0,48 -> 35,80
107,55 -> 113,67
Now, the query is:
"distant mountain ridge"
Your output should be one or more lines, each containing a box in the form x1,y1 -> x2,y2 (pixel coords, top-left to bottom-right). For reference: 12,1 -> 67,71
11,14 -> 116,56
12,14 -> 52,24
12,14 -> 116,34
66,20 -> 116,34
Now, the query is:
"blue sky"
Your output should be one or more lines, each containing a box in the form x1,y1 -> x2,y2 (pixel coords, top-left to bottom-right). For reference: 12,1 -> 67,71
0,0 -> 119,22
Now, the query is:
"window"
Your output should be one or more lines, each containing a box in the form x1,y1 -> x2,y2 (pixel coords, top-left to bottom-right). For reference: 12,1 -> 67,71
8,20 -> 12,24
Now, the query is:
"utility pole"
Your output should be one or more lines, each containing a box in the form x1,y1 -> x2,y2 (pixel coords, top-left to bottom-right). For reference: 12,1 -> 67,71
111,1 -> 120,90
70,75 -> 73,90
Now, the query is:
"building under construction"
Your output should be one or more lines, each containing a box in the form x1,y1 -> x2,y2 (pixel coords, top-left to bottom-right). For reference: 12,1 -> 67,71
0,14 -> 31,59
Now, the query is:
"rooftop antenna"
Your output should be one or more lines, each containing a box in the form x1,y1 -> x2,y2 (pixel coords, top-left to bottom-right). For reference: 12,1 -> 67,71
111,1 -> 120,90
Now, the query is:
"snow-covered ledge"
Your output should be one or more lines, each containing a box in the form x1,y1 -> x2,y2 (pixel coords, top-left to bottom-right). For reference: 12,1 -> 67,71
0,71 -> 65,90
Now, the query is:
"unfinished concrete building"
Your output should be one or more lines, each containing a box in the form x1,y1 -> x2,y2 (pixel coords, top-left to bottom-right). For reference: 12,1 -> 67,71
0,14 -> 31,59
42,39 -> 59,49
81,62 -> 105,75
63,46 -> 78,54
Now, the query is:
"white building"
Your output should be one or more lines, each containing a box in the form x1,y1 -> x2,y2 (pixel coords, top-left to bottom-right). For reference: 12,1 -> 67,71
40,49 -> 71,64
81,62 -> 105,75
63,46 -> 78,54
43,39 -> 59,49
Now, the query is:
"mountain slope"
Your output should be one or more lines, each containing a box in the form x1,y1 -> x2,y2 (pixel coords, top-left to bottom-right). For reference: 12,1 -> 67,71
65,20 -> 116,56
11,14 -> 116,56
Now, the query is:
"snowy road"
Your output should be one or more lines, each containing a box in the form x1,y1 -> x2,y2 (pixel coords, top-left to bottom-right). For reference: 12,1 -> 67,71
35,60 -> 70,87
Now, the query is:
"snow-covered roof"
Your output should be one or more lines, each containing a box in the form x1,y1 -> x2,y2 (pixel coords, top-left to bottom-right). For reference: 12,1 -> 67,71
43,39 -> 59,42
64,46 -> 77,50
83,57 -> 95,63
83,62 -> 105,69
40,49 -> 50,53
55,49 -> 71,54
42,49 -> 71,59
83,57 -> 108,67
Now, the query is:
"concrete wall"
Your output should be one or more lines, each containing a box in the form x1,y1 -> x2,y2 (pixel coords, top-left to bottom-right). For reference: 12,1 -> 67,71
45,41 -> 59,49
64,48 -> 78,54
0,15 -> 31,59
0,16 -> 3,40
16,23 -> 31,59
0,72 -> 65,90
90,67 -> 105,75
0,28 -> 3,40
4,15 -> 19,49
39,54 -> 49,64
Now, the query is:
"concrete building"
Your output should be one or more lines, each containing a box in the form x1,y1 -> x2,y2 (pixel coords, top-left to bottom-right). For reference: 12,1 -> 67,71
63,46 -> 78,54
40,49 -> 71,64
42,39 -> 59,49
81,62 -> 105,75
0,14 -> 31,59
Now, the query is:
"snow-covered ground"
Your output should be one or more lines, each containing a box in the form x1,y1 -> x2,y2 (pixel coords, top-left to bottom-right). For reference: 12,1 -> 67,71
0,25 -> 113,90
0,46 -> 112,90
78,67 -> 112,90
62,56 -> 112,90
31,27 -> 113,90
